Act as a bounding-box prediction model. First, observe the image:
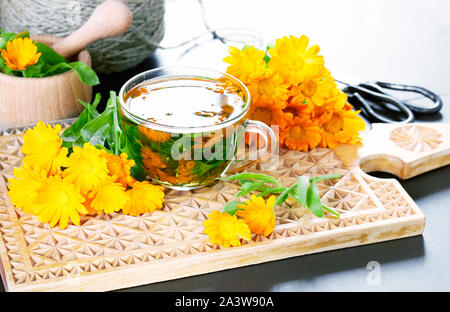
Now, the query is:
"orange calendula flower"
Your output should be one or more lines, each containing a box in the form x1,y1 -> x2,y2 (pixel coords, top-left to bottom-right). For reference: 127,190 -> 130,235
122,181 -> 165,216
320,109 -> 366,148
88,176 -> 129,215
203,210 -> 252,247
141,146 -> 167,176
155,168 -> 178,185
141,147 -> 177,184
138,125 -> 172,143
7,165 -> 47,214
221,35 -> 365,152
21,121 -> 68,175
268,35 -> 324,85
1,37 -> 41,71
176,159 -> 197,184
82,195 -> 96,215
63,143 -> 109,194
33,175 -> 87,229
249,101 -> 287,129
280,115 -> 322,151
101,150 -> 136,187
237,195 -> 277,236
223,46 -> 268,83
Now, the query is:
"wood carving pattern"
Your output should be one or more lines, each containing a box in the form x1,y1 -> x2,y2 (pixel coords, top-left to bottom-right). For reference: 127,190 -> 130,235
0,124 -> 424,291
389,125 -> 443,152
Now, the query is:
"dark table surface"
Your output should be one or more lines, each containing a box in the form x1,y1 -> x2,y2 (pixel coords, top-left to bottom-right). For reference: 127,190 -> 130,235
2,0 -> 450,292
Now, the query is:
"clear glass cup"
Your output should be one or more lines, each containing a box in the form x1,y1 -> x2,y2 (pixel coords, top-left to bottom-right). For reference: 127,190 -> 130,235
119,67 -> 278,190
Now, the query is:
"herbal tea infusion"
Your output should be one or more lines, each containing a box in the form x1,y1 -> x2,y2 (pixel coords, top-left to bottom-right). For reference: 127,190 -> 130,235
119,68 -> 277,190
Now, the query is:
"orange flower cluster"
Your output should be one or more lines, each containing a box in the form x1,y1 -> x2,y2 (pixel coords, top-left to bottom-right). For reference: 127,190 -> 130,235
224,35 -> 365,151
8,122 -> 165,229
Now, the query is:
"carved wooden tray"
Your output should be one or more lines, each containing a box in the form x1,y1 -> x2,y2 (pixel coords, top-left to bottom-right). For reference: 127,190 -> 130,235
0,122 -> 448,292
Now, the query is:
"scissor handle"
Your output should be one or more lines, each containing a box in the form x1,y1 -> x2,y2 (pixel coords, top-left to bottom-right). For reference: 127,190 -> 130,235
374,81 -> 443,114
346,85 -> 415,124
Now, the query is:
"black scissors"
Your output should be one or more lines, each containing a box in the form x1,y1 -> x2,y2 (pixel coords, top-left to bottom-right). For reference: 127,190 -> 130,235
335,77 -> 443,124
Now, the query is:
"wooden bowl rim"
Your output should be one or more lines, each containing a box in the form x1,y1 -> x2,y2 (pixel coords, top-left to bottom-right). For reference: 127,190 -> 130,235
0,34 -> 92,82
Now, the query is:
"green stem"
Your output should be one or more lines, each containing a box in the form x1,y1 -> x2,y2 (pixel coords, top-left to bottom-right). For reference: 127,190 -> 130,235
311,174 -> 341,183
221,173 -> 282,187
258,187 -> 286,197
274,184 -> 297,206
322,204 -> 340,217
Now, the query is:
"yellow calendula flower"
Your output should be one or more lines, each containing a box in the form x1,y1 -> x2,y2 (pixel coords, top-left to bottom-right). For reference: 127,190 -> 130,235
87,176 -> 129,215
33,175 -> 87,229
237,195 -> 277,237
203,210 -> 252,247
327,89 -> 349,111
101,150 -> 136,187
268,35 -> 324,85
320,108 -> 366,148
122,181 -> 165,216
246,73 -> 290,107
0,37 -> 41,71
63,143 -> 109,194
289,70 -> 337,108
7,165 -> 47,214
21,121 -> 67,175
224,46 -> 268,83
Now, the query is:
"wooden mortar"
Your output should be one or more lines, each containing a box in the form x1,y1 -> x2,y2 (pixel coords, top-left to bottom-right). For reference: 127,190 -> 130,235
0,35 -> 92,129
0,0 -> 132,129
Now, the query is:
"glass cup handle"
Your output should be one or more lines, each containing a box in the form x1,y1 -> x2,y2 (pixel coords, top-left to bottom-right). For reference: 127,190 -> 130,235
226,120 -> 279,174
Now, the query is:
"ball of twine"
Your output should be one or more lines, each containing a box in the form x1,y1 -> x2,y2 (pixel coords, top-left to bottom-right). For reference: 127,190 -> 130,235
0,0 -> 165,73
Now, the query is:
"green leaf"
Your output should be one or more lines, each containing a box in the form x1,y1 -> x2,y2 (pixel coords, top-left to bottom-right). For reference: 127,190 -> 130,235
120,124 -> 146,181
274,184 -> 296,206
61,93 -> 101,146
73,95 -> 114,148
296,176 -> 309,206
223,200 -> 244,216
77,112 -> 113,147
45,62 -> 99,86
0,58 -> 13,75
35,42 -> 67,66
22,64 -> 43,77
107,91 -> 126,155
306,180 -> 323,218
0,31 -> 17,49
66,62 -> 100,86
236,181 -> 267,197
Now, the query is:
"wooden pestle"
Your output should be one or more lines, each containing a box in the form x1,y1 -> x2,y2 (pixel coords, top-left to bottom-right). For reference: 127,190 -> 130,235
51,0 -> 132,60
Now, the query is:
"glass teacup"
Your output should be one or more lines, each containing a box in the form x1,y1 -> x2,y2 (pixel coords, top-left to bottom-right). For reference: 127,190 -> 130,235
119,67 -> 278,190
